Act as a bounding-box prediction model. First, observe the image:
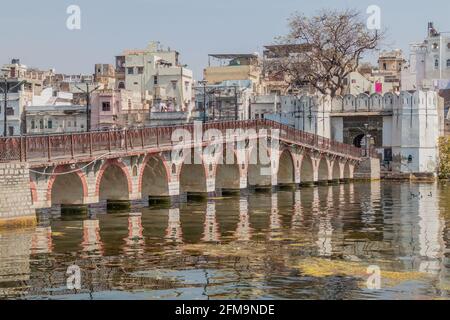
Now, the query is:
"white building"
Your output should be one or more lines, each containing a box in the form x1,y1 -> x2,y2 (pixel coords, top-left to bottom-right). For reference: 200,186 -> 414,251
0,80 -> 32,136
257,91 -> 441,175
402,22 -> 450,91
116,42 -> 194,112
0,59 -> 53,136
24,88 -> 86,134
195,80 -> 253,121
253,95 -> 331,138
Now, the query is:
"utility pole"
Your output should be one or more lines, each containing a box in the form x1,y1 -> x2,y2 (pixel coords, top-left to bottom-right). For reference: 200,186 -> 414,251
76,82 -> 100,132
0,76 -> 26,137
198,80 -> 208,123
234,85 -> 238,121
2,79 -> 6,137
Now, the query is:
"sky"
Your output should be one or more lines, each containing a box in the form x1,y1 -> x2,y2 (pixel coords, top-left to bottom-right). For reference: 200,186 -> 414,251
1,0 -> 450,80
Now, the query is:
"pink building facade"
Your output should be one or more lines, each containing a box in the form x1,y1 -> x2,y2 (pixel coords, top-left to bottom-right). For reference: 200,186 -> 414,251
91,89 -> 150,130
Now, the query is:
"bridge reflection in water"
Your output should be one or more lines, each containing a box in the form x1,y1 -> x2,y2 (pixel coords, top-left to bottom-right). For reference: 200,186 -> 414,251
0,182 -> 449,299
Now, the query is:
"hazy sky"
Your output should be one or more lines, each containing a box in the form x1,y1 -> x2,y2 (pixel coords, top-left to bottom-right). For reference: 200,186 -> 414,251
1,0 -> 450,79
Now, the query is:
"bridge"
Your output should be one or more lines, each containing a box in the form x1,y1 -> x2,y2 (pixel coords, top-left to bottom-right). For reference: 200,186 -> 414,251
0,119 -> 378,226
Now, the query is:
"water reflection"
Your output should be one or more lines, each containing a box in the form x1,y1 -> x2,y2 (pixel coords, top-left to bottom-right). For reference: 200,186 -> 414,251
291,191 -> 303,229
31,226 -> 53,255
165,208 -> 183,243
235,197 -> 251,241
81,220 -> 103,257
123,213 -> 145,256
0,181 -> 449,299
202,201 -> 220,243
269,193 -> 282,240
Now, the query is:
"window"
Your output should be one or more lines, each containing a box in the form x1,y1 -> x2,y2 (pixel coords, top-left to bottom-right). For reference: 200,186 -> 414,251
171,81 -> 177,90
48,120 -> 52,129
102,101 -> 111,111
39,120 -> 44,129
137,67 -> 144,74
127,67 -> 134,75
8,127 -> 14,136
6,107 -> 14,116
153,75 -> 158,85
435,59 -> 439,69
447,59 -> 450,68
118,82 -> 125,89
31,120 -> 35,129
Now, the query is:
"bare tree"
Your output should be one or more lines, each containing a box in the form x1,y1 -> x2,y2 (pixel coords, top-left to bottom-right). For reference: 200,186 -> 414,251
266,9 -> 384,97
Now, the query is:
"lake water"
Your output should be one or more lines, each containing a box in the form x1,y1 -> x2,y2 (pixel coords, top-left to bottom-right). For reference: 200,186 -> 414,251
0,181 -> 449,300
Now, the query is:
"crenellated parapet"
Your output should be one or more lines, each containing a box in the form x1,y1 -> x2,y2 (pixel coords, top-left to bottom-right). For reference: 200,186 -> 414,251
326,90 -> 438,114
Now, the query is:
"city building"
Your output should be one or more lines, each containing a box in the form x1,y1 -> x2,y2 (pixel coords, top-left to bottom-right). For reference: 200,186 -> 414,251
204,54 -> 264,95
260,91 -> 442,175
24,88 -> 86,134
194,80 -> 253,122
0,59 -> 57,136
90,89 -> 149,130
402,22 -> 450,91
115,41 -> 194,112
0,79 -> 32,136
94,64 -> 116,90
372,50 -> 405,93
262,44 -> 311,95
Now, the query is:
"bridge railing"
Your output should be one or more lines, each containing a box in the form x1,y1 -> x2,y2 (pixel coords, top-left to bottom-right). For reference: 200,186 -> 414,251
0,119 -> 364,163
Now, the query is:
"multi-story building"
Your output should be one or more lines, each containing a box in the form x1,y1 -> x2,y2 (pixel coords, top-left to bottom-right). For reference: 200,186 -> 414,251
90,89 -> 149,130
262,44 -> 311,95
402,22 -> 450,91
24,88 -> 86,134
194,80 -> 253,122
0,79 -> 32,136
0,59 -> 58,135
94,64 -> 115,90
204,53 -> 264,95
261,91 -> 442,175
115,42 -> 194,112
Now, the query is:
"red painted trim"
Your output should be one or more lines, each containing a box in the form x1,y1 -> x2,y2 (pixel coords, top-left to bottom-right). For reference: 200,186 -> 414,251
30,180 -> 38,204
95,159 -> 133,197
46,166 -> 88,202
138,154 -> 171,193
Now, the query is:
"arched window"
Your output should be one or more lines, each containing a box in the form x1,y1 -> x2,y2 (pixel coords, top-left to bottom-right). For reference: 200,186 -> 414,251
435,59 -> 439,69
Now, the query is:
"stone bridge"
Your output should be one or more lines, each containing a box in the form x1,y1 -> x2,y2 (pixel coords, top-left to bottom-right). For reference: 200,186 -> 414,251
0,119 -> 377,226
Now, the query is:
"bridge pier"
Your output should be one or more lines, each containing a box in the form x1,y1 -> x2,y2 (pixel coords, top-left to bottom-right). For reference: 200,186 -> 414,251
0,163 -> 36,228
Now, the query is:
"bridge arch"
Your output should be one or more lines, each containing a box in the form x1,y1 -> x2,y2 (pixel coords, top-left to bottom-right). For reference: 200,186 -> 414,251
332,160 -> 341,181
300,154 -> 314,183
277,149 -> 295,185
47,166 -> 88,205
96,159 -> 132,201
179,151 -> 208,194
317,157 -> 329,182
215,152 -> 242,191
139,154 -> 171,197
